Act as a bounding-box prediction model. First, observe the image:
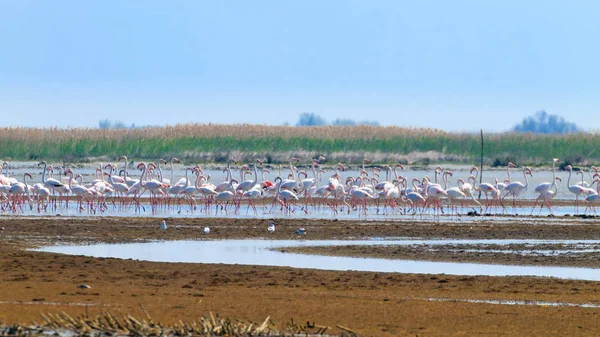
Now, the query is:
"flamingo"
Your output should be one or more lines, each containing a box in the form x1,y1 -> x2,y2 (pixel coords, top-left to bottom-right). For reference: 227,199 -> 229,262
403,178 -> 426,215
1,162 -> 19,186
242,184 -> 263,215
472,176 -> 498,213
140,163 -> 168,204
374,165 -> 394,192
38,161 -> 64,192
504,162 -> 516,184
536,177 -> 561,215
423,177 -> 447,215
179,168 -> 200,208
584,178 -> 600,215
8,172 -> 33,211
118,156 -> 138,187
344,177 -> 375,214
215,159 -> 237,193
214,159 -> 237,214
236,163 -> 260,194
104,164 -> 126,185
299,160 -> 319,195
280,158 -> 301,190
502,167 -> 533,213
65,169 -> 94,211
576,170 -> 597,196
273,176 -> 301,215
565,165 -> 587,214
443,172 -> 466,215
531,158 -> 559,213
38,161 -> 68,206
104,171 -> 129,201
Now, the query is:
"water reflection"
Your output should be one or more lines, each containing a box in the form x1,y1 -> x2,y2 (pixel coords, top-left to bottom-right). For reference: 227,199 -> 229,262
35,239 -> 600,281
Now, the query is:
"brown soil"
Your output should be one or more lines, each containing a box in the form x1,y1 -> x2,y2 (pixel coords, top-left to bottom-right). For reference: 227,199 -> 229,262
1,216 -> 600,336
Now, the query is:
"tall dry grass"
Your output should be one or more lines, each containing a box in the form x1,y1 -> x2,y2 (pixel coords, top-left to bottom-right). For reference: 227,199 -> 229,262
0,124 -> 597,164
0,124 -> 451,141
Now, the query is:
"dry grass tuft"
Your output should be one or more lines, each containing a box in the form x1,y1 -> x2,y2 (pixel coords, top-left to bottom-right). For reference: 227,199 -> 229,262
0,311 -> 358,336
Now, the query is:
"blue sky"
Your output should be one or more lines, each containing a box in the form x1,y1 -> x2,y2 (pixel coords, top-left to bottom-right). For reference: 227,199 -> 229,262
1,1 -> 599,131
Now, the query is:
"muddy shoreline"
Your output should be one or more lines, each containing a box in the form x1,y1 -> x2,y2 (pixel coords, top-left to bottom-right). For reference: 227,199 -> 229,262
279,242 -> 600,269
1,216 -> 600,336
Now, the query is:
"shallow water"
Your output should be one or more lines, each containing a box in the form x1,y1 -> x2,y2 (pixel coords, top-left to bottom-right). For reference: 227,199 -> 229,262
5,162 -> 595,200
35,239 -> 600,281
1,200 -> 591,220
5,162 -> 599,219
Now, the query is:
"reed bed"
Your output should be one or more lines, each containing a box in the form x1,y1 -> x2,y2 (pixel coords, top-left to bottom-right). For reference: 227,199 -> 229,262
0,124 -> 597,164
0,311 -> 357,336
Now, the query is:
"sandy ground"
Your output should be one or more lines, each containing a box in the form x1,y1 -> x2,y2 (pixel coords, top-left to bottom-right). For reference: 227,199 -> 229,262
1,216 -> 600,336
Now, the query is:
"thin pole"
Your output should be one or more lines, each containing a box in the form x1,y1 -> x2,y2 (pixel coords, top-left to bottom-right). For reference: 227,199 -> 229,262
478,129 -> 484,199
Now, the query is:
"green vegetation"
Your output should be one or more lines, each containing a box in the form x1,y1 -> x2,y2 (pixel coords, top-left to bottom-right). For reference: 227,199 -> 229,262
0,124 -> 596,165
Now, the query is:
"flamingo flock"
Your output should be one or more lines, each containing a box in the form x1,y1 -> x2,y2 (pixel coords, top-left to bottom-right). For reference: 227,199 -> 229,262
0,157 -> 598,217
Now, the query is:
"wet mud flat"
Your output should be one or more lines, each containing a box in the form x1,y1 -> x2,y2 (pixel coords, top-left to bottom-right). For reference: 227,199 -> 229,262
1,216 -> 600,336
279,242 -> 600,268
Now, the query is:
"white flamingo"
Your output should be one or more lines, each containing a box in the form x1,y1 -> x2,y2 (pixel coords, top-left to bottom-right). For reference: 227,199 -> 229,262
565,165 -> 587,214
8,172 -> 33,211
273,176 -> 301,214
443,172 -> 466,215
403,178 -> 426,215
531,158 -> 559,213
502,167 -> 533,213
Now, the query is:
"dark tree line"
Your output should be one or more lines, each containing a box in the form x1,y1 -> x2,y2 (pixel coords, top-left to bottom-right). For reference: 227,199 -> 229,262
295,112 -> 379,127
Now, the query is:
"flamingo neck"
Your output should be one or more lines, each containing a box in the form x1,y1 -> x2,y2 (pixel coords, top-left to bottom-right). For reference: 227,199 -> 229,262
122,158 -> 128,180
67,172 -> 73,189
170,160 -> 175,182
567,169 -> 573,187
253,164 -> 260,184
40,162 -> 47,184
194,170 -> 202,189
157,163 -> 164,182
184,168 -> 190,188
289,161 -> 296,180
139,164 -> 148,184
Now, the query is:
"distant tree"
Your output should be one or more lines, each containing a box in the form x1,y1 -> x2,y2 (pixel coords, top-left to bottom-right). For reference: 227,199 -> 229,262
359,120 -> 380,126
112,121 -> 127,129
331,118 -> 356,126
99,119 -> 111,129
512,110 -> 580,134
99,119 -> 131,129
332,118 -> 380,126
296,112 -> 327,126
